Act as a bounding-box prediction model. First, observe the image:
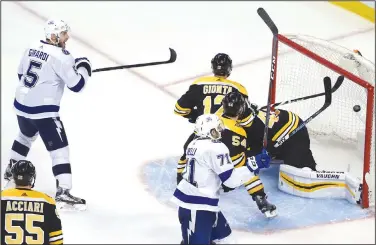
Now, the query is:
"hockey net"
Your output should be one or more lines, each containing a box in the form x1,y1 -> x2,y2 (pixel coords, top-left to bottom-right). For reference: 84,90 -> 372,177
273,34 -> 375,208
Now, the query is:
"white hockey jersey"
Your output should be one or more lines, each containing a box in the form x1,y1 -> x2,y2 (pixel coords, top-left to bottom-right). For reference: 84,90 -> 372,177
170,138 -> 253,212
14,40 -> 88,119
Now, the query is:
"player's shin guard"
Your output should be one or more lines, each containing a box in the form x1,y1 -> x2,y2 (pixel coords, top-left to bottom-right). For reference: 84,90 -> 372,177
51,146 -> 86,210
50,146 -> 72,189
244,175 -> 277,218
10,132 -> 38,161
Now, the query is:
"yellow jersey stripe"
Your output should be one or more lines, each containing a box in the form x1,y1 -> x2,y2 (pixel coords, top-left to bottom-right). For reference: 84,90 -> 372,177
288,113 -> 300,135
238,114 -> 254,128
174,110 -> 190,116
49,230 -> 63,237
50,239 -> 63,245
175,103 -> 191,112
178,159 -> 187,165
247,184 -> 264,194
177,168 -> 184,174
272,111 -> 293,141
1,188 -> 55,205
244,176 -> 259,186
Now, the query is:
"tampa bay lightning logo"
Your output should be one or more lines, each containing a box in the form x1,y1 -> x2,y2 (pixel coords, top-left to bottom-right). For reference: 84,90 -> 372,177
62,49 -> 70,55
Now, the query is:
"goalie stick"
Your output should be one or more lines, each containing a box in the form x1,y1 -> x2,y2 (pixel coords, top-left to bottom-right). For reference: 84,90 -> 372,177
260,75 -> 344,110
92,48 -> 177,73
273,76 -> 332,148
257,7 -> 279,149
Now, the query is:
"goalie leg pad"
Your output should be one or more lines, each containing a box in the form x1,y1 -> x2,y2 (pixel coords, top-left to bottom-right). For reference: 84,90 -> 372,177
278,164 -> 361,204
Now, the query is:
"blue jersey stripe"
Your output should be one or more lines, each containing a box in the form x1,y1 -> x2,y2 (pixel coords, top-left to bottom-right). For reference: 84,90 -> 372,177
14,99 -> 60,114
173,189 -> 219,206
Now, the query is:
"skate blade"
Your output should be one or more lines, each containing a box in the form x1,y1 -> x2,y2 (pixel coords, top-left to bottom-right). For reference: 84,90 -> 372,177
56,202 -> 87,211
264,210 -> 277,218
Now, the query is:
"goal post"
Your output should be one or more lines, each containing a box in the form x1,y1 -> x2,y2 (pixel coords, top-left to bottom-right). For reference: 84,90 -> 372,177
272,34 -> 375,208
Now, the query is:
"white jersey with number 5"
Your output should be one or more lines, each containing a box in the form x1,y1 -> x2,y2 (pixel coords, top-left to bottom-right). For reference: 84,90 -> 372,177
14,40 -> 87,119
170,138 -> 253,212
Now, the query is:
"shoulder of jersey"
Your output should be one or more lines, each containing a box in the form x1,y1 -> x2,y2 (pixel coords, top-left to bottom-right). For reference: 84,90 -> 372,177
192,76 -> 248,96
1,188 -> 56,205
38,40 -> 73,63
221,116 -> 247,137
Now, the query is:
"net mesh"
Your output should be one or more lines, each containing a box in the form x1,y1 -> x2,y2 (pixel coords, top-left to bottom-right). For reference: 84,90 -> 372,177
274,34 -> 375,207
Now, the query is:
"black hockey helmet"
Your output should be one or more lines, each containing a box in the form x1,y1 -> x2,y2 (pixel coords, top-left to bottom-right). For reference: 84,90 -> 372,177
222,91 -> 247,118
12,160 -> 36,188
211,53 -> 232,77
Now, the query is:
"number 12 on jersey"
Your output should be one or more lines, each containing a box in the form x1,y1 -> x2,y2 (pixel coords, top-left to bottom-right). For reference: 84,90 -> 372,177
203,95 -> 225,116
182,158 -> 197,187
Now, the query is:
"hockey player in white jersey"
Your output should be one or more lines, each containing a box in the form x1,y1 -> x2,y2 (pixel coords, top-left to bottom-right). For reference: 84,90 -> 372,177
171,114 -> 271,244
3,19 -> 91,210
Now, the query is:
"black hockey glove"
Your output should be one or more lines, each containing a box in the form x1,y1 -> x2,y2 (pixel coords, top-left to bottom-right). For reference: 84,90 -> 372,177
221,183 -> 235,193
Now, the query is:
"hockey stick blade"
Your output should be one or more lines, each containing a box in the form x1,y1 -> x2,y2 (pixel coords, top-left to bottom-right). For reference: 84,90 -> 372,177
92,48 -> 177,73
260,75 -> 344,110
273,77 -> 332,148
257,8 -> 278,35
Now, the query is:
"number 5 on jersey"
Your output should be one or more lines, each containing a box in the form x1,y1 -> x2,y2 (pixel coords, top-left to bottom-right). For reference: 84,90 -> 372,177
23,60 -> 43,88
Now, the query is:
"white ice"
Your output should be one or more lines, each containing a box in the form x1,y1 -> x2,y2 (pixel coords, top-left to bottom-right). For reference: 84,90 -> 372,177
1,1 -> 375,244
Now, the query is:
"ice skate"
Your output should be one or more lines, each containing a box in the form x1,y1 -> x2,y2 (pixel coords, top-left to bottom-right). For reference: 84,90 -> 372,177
253,195 -> 277,218
55,186 -> 87,211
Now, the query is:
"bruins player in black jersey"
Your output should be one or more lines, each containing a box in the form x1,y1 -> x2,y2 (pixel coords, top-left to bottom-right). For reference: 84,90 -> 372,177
175,53 -> 254,183
226,89 -> 316,171
244,104 -> 317,171
220,92 -> 277,217
1,160 -> 63,245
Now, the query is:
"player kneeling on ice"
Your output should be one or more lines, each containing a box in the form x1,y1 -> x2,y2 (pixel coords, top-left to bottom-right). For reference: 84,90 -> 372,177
170,114 -> 272,244
243,99 -> 363,205
3,19 -> 90,211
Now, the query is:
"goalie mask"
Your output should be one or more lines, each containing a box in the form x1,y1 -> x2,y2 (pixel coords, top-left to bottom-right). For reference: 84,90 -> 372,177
195,114 -> 225,140
12,160 -> 36,188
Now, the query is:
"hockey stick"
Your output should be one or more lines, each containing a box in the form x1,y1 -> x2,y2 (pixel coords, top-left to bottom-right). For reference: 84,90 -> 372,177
92,48 -> 177,73
257,7 -> 279,149
260,75 -> 344,110
273,76 -> 332,148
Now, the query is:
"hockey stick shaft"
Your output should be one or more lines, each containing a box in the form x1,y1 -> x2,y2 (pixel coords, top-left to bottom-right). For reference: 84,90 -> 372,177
260,75 -> 344,110
92,48 -> 177,73
273,76 -> 332,148
257,7 -> 279,149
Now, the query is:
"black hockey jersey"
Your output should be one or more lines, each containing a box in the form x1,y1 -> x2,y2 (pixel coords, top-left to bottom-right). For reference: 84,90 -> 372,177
1,188 -> 63,245
220,116 -> 265,195
174,76 -> 253,127
245,109 -> 302,156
